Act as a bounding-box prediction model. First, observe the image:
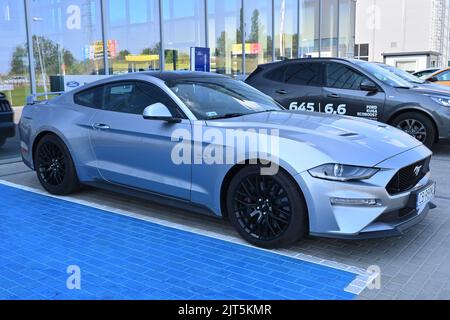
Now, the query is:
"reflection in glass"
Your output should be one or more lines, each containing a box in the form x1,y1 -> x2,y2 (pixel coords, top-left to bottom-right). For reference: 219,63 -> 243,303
207,0 -> 242,75
0,0 -> 359,92
338,0 -> 356,58
105,0 -> 160,74
299,0 -> 320,57
29,0 -> 104,92
163,0 -> 205,71
275,0 -> 298,60
0,0 -> 29,106
321,0 -> 338,57
244,0 -> 272,74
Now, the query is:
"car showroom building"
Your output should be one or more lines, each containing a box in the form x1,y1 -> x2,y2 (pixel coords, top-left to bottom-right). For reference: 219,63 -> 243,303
0,0 -> 356,105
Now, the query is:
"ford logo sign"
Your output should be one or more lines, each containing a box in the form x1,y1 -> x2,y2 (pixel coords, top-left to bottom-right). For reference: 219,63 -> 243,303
66,81 -> 80,88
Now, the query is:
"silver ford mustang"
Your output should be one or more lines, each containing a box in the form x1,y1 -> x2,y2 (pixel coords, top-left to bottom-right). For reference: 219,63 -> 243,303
19,72 -> 436,248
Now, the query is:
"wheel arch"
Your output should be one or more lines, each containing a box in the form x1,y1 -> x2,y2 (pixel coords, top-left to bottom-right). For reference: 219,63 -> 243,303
387,107 -> 439,142
31,130 -> 77,169
219,160 -> 308,222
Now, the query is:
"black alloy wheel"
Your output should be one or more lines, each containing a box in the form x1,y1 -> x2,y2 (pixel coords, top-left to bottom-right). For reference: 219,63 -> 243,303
233,174 -> 292,241
37,141 -> 66,186
34,134 -> 80,195
227,165 -> 308,248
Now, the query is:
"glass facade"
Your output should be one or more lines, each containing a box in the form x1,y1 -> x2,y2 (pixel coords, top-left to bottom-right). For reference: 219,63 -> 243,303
244,0 -> 272,74
274,0 -> 298,60
299,0 -> 320,57
207,0 -> 243,75
321,0 -> 339,57
0,0 -> 356,104
163,0 -> 205,71
338,0 -> 356,58
105,0 -> 161,74
28,0 -> 104,92
0,0 -> 29,106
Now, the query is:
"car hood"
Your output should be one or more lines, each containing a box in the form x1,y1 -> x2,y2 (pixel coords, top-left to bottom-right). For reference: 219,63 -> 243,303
408,84 -> 450,96
205,111 -> 422,167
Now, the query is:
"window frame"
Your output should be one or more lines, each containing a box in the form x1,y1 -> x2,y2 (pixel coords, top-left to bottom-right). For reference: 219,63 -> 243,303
284,62 -> 323,87
73,80 -> 187,119
435,70 -> 450,81
264,62 -> 324,87
73,86 -> 104,109
324,62 -> 373,91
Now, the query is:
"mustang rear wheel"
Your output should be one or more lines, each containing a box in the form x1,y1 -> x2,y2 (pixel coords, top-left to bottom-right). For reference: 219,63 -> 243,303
226,165 -> 308,248
34,134 -> 80,195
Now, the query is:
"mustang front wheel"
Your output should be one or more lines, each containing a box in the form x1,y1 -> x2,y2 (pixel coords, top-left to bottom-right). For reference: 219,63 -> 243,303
226,165 -> 308,248
34,134 -> 80,195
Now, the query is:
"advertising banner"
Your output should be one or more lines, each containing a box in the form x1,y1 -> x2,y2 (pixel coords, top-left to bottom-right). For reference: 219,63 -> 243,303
63,75 -> 111,92
190,47 -> 211,72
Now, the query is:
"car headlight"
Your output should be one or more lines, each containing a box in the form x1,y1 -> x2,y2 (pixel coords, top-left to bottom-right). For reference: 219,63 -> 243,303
308,164 -> 379,182
430,96 -> 450,107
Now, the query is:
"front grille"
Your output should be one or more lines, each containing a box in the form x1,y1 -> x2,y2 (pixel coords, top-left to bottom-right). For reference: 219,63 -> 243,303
386,157 -> 431,195
376,207 -> 415,223
0,100 -> 12,112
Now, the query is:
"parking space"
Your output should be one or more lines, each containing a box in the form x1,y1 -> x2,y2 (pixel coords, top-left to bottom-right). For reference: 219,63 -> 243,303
1,142 -> 449,300
0,182 -> 357,300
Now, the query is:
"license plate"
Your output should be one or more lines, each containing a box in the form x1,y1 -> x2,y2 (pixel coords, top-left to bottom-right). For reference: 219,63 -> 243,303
417,183 -> 436,209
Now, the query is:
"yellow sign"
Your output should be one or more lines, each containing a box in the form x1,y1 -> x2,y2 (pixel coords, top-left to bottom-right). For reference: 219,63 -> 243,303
231,43 -> 262,55
125,54 -> 160,62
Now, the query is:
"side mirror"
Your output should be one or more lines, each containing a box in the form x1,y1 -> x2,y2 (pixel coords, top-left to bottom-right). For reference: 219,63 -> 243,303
428,76 -> 438,82
142,103 -> 181,123
360,79 -> 378,92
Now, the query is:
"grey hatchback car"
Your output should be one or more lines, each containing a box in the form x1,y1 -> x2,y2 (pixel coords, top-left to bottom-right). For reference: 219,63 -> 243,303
245,58 -> 450,148
19,72 -> 436,248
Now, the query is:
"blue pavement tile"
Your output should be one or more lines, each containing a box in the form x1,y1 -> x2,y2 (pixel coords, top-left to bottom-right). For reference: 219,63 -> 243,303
0,183 -> 358,300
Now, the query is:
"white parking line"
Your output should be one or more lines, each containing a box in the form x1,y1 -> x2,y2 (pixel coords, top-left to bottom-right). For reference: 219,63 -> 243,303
0,179 -> 378,296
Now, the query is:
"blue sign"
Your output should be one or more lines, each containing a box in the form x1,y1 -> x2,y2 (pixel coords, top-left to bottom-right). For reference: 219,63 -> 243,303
66,81 -> 80,88
190,47 -> 210,72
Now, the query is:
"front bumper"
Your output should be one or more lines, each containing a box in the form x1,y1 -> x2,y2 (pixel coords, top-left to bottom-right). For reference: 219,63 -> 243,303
295,145 -> 435,239
435,106 -> 450,141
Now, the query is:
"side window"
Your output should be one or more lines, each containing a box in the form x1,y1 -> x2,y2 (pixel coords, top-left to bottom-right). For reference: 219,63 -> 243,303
264,66 -> 288,82
325,63 -> 367,90
436,70 -> 450,81
103,81 -> 182,117
285,63 -> 321,86
74,87 -> 103,108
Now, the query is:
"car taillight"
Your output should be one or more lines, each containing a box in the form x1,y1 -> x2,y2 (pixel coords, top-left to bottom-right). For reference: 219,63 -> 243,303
0,100 -> 12,112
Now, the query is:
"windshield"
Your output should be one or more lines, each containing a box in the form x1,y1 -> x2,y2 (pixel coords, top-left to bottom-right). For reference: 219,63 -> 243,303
167,77 -> 283,120
352,60 -> 414,88
377,64 -> 425,84
415,70 -> 438,79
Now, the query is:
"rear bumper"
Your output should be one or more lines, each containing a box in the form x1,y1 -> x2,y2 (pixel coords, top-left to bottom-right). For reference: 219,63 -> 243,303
0,120 -> 15,139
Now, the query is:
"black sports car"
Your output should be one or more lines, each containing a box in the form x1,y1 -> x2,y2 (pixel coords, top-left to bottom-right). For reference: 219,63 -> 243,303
0,92 -> 15,148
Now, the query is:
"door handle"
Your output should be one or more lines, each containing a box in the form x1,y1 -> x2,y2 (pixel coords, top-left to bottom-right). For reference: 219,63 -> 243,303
276,89 -> 288,95
327,93 -> 341,99
93,123 -> 110,130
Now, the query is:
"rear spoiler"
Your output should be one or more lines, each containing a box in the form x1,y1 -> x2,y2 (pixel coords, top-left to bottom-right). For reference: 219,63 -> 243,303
26,92 -> 65,105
